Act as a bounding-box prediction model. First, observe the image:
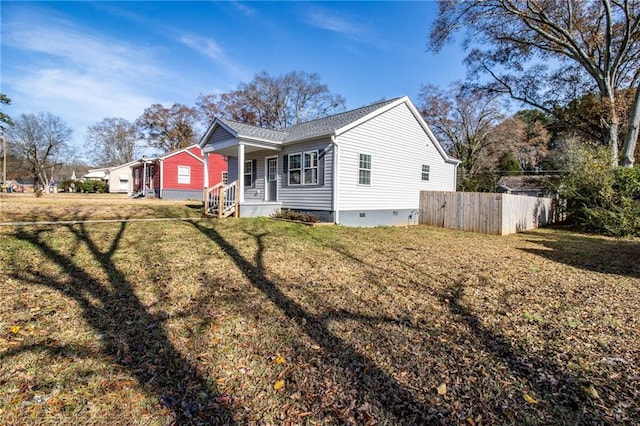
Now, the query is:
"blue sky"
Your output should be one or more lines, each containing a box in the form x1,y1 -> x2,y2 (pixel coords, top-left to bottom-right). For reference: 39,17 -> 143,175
1,1 -> 467,156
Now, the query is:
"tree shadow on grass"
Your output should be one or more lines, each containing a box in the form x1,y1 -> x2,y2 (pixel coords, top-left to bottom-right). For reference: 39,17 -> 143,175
5,220 -> 235,424
189,221 -> 445,424
520,230 -> 640,278
441,282 -> 609,425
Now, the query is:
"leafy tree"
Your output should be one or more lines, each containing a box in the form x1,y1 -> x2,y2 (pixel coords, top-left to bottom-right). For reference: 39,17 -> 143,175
430,0 -> 640,167
417,83 -> 504,179
136,103 -> 199,152
198,71 -> 346,129
1,93 -> 13,129
489,113 -> 551,171
85,117 -> 139,167
6,113 -> 73,190
497,151 -> 523,175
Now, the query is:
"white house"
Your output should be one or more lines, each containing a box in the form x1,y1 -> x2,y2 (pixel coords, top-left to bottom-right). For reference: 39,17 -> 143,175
106,160 -> 138,194
82,161 -> 137,194
199,96 -> 460,226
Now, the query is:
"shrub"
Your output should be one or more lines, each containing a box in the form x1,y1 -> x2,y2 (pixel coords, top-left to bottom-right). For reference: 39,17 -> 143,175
272,209 -> 318,223
558,147 -> 640,236
76,180 -> 109,193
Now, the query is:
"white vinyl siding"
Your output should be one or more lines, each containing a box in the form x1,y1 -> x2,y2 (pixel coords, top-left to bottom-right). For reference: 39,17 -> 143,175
177,166 -> 191,184
338,102 -> 456,210
279,140 -> 333,210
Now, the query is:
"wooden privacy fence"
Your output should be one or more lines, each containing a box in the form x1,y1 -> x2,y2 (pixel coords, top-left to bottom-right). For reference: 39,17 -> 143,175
419,191 -> 559,235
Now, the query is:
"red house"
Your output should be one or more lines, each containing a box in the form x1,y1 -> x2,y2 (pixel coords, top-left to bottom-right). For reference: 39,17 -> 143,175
131,145 -> 227,200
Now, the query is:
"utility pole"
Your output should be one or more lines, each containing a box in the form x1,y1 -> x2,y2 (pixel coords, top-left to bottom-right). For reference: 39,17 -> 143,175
1,130 -> 6,193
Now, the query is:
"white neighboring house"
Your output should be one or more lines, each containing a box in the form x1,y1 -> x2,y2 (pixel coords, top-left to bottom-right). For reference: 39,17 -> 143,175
106,160 -> 138,194
199,96 -> 461,226
82,161 -> 137,194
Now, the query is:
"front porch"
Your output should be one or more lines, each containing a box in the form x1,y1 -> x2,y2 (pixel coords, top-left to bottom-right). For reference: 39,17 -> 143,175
203,180 -> 281,218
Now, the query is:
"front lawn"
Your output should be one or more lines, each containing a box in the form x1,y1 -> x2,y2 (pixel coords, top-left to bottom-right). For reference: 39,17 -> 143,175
0,197 -> 638,424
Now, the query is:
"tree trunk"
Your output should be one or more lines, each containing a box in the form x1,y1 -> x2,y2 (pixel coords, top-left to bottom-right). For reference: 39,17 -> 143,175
607,91 -> 620,168
621,87 -> 640,167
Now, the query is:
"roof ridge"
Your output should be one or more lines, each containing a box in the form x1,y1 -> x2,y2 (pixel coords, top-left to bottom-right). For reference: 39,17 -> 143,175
286,97 -> 403,130
218,117 -> 288,134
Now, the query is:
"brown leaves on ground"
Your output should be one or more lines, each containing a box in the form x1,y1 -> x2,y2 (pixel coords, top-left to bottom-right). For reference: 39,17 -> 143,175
0,196 -> 639,424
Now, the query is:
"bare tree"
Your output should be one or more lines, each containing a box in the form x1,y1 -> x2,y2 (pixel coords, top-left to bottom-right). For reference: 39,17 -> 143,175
6,112 -> 73,190
85,117 -> 139,166
136,103 -> 199,153
417,83 -> 504,178
430,0 -> 640,167
197,71 -> 346,129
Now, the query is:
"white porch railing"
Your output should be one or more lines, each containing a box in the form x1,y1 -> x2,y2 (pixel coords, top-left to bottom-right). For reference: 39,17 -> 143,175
204,180 -> 239,218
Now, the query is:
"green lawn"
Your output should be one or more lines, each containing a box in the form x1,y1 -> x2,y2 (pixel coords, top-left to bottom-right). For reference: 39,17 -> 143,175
0,195 -> 638,425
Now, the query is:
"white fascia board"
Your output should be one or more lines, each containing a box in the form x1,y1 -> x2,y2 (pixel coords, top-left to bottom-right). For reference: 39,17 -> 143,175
199,119 -> 238,149
160,145 -> 203,163
240,138 -> 282,151
333,96 -> 409,137
403,99 -> 462,165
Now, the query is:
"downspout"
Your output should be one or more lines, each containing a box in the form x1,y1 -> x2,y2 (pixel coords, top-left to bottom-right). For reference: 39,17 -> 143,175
159,159 -> 164,199
331,135 -> 340,225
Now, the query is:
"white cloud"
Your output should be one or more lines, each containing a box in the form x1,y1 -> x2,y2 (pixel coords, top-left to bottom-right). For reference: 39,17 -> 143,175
1,7 -> 173,152
303,7 -> 367,39
178,34 -> 251,81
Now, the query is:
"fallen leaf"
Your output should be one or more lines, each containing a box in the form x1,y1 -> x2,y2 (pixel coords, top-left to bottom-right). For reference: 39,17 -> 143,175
437,383 -> 447,395
523,393 -> 538,404
275,356 -> 286,364
10,326 -> 20,334
583,384 -> 599,399
273,379 -> 285,390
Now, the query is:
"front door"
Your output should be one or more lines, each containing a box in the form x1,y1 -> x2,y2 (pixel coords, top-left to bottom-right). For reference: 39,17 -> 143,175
267,157 -> 277,201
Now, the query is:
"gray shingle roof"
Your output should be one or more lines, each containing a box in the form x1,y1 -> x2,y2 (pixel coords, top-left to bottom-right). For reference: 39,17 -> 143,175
217,97 -> 401,143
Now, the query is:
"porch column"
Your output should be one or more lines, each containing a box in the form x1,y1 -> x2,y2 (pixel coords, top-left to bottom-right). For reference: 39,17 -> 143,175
238,143 -> 245,203
203,152 -> 210,188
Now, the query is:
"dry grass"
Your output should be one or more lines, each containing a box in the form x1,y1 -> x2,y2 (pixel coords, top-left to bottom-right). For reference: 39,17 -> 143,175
0,196 -> 638,425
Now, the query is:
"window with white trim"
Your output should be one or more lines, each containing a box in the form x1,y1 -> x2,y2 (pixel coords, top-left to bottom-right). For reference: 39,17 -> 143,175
244,160 -> 253,187
359,153 -> 371,185
288,151 -> 318,185
288,153 -> 302,185
304,151 -> 318,184
422,164 -> 430,181
222,171 -> 228,185
178,166 -> 191,184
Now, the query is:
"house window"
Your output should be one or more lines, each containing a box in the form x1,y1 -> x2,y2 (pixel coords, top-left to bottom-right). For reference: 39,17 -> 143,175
244,160 -> 253,187
222,171 -> 228,185
178,166 -> 191,184
288,153 -> 302,185
288,151 -> 318,185
422,164 -> 430,181
134,169 -> 140,185
359,153 -> 371,185
304,152 -> 318,184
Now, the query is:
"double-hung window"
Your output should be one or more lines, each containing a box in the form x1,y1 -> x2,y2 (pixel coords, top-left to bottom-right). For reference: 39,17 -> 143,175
304,152 -> 318,184
177,166 -> 191,184
421,164 -> 430,181
359,153 -> 371,185
288,151 -> 318,185
244,160 -> 253,187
